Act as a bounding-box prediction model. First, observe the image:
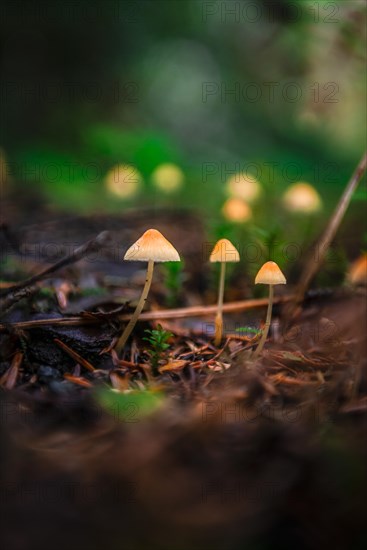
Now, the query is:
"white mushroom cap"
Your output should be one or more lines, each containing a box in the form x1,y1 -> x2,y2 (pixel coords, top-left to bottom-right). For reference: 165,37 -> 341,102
209,239 -> 240,263
255,261 -> 286,285
124,228 -> 180,262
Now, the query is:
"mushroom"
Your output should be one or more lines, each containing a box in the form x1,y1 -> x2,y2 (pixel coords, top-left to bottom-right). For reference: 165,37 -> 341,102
226,173 -> 261,203
105,164 -> 142,199
347,254 -> 367,286
115,229 -> 180,353
222,197 -> 252,223
209,238 -> 240,346
253,261 -> 286,357
282,182 -> 322,214
151,163 -> 184,193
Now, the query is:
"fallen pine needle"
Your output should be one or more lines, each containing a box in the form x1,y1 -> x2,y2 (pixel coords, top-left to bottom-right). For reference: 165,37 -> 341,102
54,338 -> 95,372
63,374 -> 92,388
269,373 -> 319,386
0,351 -> 23,389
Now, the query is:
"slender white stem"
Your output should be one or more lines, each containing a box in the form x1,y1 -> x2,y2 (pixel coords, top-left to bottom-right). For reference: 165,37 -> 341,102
115,260 -> 154,354
253,285 -> 274,357
214,262 -> 226,346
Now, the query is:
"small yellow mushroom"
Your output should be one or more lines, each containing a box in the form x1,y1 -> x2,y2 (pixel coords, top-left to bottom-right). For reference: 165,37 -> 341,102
115,229 -> 180,354
209,239 -> 240,346
253,261 -> 286,357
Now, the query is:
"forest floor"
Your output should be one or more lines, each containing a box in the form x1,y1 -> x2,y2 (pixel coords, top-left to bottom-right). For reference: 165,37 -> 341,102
0,200 -> 366,550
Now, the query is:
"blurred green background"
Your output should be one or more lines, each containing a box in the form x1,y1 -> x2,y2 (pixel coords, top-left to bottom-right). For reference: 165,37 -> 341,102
1,0 -> 366,273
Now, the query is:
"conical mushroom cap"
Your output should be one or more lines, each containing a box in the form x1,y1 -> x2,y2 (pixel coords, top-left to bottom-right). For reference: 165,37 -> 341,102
255,261 -> 286,285
209,239 -> 240,263
124,229 -> 180,262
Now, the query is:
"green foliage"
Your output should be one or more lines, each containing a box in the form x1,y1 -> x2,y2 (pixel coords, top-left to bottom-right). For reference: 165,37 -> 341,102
143,324 -> 173,374
161,260 -> 185,307
316,246 -> 348,287
352,189 -> 367,202
96,389 -> 164,423
85,126 -> 181,176
235,326 -> 261,337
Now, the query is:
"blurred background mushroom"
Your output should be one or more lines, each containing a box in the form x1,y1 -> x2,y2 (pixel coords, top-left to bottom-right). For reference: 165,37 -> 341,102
105,164 -> 142,200
222,197 -> 253,223
282,182 -> 322,214
151,163 -> 184,194
347,253 -> 367,286
226,173 -> 261,203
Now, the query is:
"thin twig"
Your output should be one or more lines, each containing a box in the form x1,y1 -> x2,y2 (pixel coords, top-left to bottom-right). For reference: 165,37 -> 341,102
0,231 -> 111,312
286,151 -> 367,321
0,295 -> 293,332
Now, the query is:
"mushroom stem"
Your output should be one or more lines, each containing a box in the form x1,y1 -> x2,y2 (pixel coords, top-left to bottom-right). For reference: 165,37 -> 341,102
214,262 -> 226,346
116,259 -> 155,354
253,285 -> 274,357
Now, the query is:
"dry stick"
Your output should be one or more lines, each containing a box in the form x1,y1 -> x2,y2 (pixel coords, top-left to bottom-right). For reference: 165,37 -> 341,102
0,285 -> 40,313
0,295 -> 293,332
122,295 -> 291,319
0,231 -> 111,312
286,151 -> 367,322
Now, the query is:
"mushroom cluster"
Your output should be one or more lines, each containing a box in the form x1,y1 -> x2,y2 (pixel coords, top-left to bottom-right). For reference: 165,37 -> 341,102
116,228 -> 287,360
